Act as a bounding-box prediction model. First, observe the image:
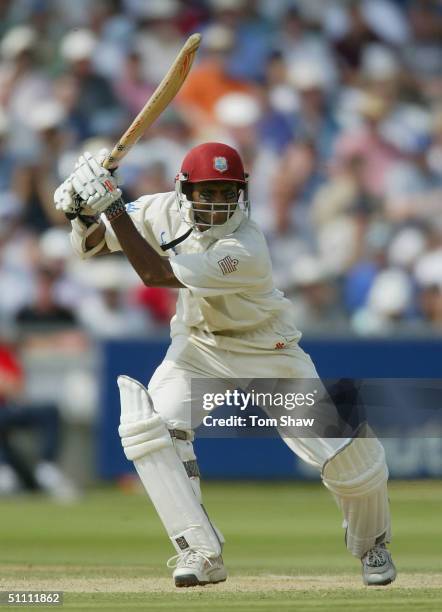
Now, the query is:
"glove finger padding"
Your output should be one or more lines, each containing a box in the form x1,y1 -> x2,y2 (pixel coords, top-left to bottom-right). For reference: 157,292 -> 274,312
82,151 -> 119,197
83,151 -> 107,179
77,155 -> 108,197
70,150 -> 122,215
54,177 -> 77,213
71,163 -> 94,200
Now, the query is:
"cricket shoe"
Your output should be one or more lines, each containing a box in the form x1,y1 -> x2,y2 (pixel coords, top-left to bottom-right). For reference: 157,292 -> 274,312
167,550 -> 227,587
361,543 -> 397,586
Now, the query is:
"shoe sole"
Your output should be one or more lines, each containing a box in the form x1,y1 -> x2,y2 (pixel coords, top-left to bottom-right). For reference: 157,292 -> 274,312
175,574 -> 227,588
363,570 -> 397,587
364,576 -> 396,586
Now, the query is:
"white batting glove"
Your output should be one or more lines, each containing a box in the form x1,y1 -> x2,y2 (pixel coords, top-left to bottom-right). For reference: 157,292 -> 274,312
54,175 -> 80,215
70,150 -> 122,215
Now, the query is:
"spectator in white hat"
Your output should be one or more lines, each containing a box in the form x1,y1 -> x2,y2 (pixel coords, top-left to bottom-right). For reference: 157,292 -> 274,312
59,29 -> 123,140
278,4 -> 337,91
213,92 -> 279,234
384,106 -> 442,224
134,0 -> 184,86
285,254 -> 346,333
0,25 -> 51,162
17,99 -> 69,229
414,249 -> 442,329
177,24 -> 253,133
74,258 -> 152,339
352,269 -> 414,335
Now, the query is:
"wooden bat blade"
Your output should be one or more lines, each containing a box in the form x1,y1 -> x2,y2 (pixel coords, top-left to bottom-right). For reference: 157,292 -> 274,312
103,33 -> 202,170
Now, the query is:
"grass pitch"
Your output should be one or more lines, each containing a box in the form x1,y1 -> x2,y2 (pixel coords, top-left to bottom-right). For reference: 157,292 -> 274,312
0,481 -> 441,610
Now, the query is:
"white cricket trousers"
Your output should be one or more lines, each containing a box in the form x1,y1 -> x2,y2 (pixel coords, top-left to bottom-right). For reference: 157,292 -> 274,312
145,334 -> 391,557
148,334 -> 348,467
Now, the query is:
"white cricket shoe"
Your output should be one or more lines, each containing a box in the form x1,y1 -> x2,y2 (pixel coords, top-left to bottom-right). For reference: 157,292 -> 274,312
361,543 -> 397,586
167,550 -> 227,587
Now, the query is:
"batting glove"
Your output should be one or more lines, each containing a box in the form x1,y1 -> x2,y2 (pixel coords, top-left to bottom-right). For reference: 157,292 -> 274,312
70,150 -> 122,215
54,175 -> 80,215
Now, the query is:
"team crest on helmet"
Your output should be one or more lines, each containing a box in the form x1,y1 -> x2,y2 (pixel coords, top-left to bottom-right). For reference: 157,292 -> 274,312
213,156 -> 228,173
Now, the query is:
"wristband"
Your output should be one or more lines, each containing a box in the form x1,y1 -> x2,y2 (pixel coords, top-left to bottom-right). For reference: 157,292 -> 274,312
105,198 -> 126,222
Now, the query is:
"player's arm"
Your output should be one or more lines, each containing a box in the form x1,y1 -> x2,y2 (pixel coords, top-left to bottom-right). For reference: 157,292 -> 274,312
84,221 -> 109,253
54,152 -> 183,287
106,207 -> 183,288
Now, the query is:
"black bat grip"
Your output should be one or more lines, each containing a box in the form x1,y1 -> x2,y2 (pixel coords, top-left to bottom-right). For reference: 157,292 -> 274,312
64,194 -> 84,221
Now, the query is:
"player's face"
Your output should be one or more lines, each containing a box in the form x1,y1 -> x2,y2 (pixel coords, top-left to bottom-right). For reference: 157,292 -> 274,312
190,181 -> 238,230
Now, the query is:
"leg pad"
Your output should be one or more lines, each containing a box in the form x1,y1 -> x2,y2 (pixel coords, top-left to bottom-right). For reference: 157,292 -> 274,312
322,437 -> 391,557
117,375 -> 222,557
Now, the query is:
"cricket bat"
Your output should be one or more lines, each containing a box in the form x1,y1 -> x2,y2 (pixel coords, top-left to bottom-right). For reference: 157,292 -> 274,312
69,32 -> 201,218
103,32 -> 202,170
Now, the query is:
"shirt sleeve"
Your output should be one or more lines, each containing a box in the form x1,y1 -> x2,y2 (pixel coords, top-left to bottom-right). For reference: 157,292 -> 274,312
103,197 -> 165,256
170,239 -> 270,297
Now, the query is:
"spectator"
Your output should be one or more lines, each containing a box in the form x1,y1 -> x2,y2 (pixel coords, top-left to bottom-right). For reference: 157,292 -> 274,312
351,269 -> 415,335
0,327 -> 77,499
113,50 -> 154,117
210,0 -> 275,83
0,25 -> 52,170
134,0 -> 184,85
0,198 -> 37,320
19,99 -> 70,230
213,92 -> 280,234
333,2 -> 382,81
177,24 -> 254,135
278,4 -> 338,91
271,58 -> 340,236
59,29 -> 124,141
74,257 -> 152,338
15,266 -> 77,330
285,254 -> 347,333
0,3 -> 440,336
414,249 -> 442,329
402,0 -> 442,102
384,106 -> 442,224
334,92 -> 404,199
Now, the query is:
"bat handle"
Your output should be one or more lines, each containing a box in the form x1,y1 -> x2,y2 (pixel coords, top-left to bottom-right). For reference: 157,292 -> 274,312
65,193 -> 84,221
102,153 -> 119,171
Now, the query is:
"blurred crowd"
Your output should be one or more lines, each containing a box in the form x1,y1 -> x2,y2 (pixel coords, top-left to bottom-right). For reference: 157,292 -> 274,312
1,0 -> 442,337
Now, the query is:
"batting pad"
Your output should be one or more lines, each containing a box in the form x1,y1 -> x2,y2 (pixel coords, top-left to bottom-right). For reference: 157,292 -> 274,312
321,436 -> 390,558
117,375 -> 221,557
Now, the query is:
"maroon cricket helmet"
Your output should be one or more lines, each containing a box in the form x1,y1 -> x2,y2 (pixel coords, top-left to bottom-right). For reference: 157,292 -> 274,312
178,142 -> 247,184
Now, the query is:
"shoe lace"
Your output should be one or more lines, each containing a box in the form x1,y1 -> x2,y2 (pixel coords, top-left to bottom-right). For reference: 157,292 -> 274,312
366,545 -> 388,568
167,549 -> 214,570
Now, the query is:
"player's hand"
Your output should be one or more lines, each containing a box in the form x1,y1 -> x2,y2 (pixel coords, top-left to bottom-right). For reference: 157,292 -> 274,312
70,150 -> 122,215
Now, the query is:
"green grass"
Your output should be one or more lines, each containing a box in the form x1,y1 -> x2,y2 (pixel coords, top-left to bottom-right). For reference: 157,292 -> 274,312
0,481 -> 441,610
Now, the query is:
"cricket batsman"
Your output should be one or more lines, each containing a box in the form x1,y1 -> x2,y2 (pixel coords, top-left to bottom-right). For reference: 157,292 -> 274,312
54,142 -> 396,587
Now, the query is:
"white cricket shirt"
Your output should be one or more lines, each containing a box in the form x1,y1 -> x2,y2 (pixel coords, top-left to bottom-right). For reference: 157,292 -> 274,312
103,192 -> 302,353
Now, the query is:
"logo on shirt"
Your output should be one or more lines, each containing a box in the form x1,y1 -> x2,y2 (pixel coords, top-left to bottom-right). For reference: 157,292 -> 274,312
218,255 -> 238,275
275,342 -> 286,350
125,202 -> 139,213
213,156 -> 228,173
